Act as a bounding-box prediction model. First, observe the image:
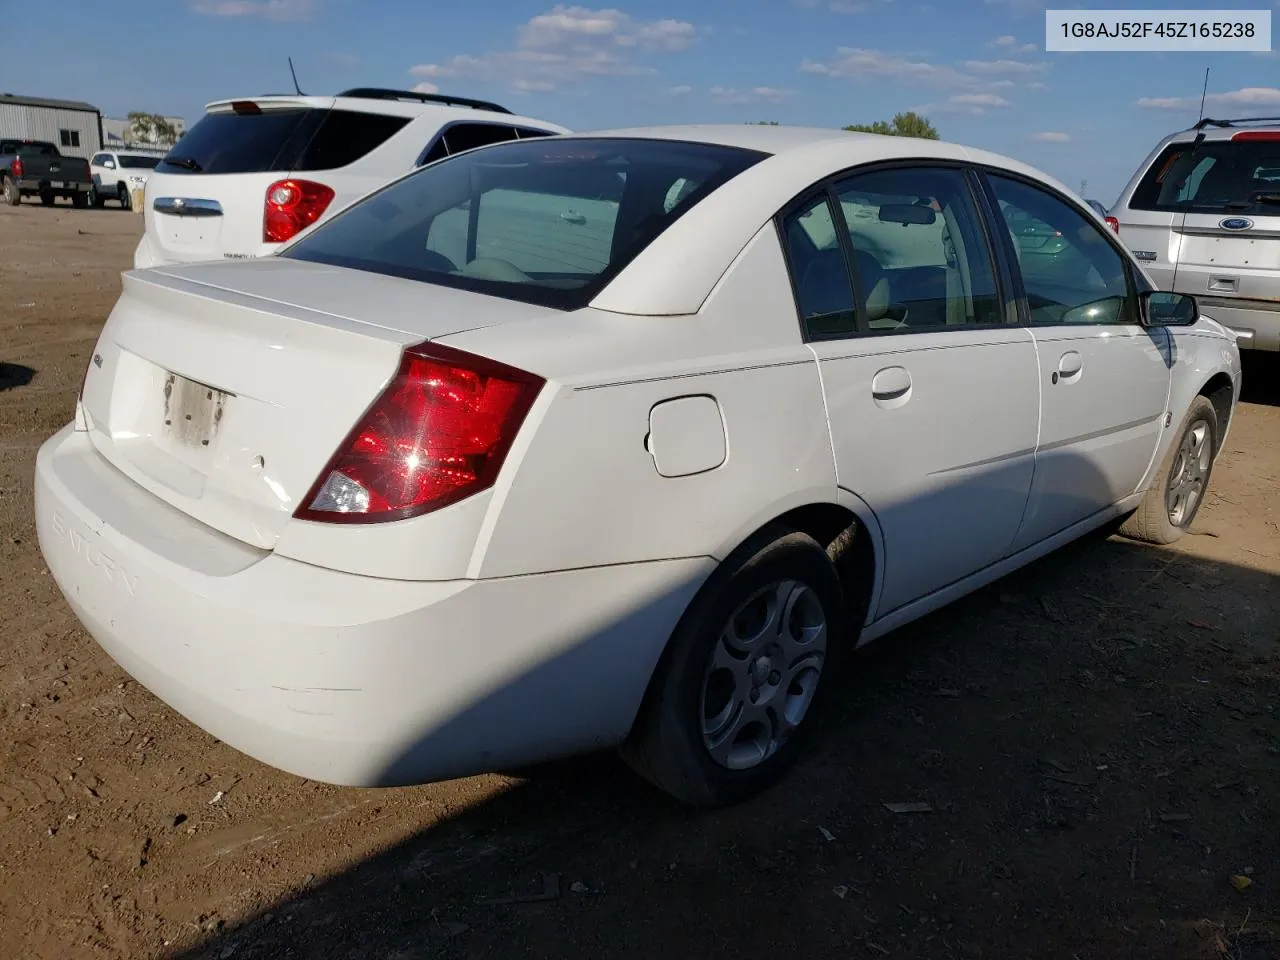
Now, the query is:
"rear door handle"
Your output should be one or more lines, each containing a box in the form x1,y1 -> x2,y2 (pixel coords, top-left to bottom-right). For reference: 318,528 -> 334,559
1053,350 -> 1083,384
871,365 -> 912,409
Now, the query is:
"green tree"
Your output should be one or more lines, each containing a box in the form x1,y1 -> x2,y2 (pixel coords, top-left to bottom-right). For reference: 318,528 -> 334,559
843,111 -> 939,140
747,120 -> 779,125
127,111 -> 180,146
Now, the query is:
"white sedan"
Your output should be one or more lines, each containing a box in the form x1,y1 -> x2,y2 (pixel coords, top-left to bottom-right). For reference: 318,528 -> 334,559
36,125 -> 1240,807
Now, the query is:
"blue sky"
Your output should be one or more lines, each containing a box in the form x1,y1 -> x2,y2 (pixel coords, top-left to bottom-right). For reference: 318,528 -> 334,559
7,0 -> 1280,203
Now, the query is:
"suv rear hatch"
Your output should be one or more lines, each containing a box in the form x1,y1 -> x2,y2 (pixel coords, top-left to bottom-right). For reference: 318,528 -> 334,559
79,258 -> 555,548
1118,130 -> 1280,300
144,97 -> 409,264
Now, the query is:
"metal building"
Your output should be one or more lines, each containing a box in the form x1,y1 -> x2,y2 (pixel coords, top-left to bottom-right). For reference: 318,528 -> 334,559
0,93 -> 102,161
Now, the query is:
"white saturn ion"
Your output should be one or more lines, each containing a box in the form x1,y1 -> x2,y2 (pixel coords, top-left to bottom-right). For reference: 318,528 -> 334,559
36,126 -> 1241,807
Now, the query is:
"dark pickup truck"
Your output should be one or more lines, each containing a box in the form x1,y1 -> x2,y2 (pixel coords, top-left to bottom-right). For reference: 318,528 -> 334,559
1,139 -> 93,208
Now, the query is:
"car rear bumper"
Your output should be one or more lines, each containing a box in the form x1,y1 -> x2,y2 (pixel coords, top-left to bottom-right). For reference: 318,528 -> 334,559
35,424 -> 708,786
1195,298 -> 1280,352
17,178 -> 91,194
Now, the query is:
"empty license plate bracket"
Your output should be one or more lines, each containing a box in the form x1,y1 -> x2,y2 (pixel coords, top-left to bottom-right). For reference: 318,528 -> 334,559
163,373 -> 228,449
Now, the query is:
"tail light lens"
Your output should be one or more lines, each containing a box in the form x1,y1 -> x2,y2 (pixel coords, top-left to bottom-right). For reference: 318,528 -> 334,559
11,157 -> 23,178
295,342 -> 544,524
263,178 -> 335,243
1105,216 -> 1120,235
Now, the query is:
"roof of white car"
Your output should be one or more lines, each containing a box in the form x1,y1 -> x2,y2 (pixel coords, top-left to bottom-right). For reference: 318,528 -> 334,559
575,123 -> 885,154
204,94 -> 568,133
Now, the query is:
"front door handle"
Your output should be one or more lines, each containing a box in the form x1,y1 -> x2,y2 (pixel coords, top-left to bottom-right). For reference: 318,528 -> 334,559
871,365 -> 912,409
1053,351 -> 1083,385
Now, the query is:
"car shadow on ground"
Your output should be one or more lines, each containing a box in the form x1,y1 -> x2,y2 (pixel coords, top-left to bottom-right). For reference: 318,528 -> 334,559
0,362 -> 35,391
1240,352 -> 1279,407
170,524 -> 1279,960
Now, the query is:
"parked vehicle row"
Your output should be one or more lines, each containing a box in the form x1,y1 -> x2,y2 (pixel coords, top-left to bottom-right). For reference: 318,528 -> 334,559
37,123 -> 1240,807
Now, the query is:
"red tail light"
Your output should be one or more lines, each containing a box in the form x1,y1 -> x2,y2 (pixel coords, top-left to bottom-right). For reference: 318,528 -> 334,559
1231,131 -> 1280,141
295,343 -> 544,524
1105,216 -> 1120,235
263,179 -> 335,243
11,157 -> 23,178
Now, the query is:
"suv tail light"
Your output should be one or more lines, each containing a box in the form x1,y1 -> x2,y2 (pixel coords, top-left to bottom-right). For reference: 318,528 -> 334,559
264,178 -> 335,243
295,342 -> 544,524
11,157 -> 23,178
1104,216 -> 1120,235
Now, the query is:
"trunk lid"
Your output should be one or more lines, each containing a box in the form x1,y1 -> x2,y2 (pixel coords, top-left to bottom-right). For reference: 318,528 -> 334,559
81,258 -> 554,548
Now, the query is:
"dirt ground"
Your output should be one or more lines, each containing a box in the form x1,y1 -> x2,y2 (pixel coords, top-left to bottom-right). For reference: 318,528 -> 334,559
0,201 -> 1277,960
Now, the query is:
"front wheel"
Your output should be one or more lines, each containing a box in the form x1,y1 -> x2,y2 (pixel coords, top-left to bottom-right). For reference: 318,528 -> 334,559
621,527 -> 847,807
1120,395 -> 1219,545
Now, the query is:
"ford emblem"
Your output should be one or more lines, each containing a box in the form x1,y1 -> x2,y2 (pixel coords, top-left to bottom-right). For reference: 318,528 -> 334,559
1220,217 -> 1253,231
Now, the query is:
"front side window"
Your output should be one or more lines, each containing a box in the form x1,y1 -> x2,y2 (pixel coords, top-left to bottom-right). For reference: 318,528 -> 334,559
835,166 -> 1003,331
988,174 -> 1134,326
285,137 -> 765,309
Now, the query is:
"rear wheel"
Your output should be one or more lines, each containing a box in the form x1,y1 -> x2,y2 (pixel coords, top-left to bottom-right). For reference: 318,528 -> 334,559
3,177 -> 18,206
621,527 -> 847,807
1120,395 -> 1218,545
72,190 -> 88,209
118,184 -> 131,211
40,191 -> 54,207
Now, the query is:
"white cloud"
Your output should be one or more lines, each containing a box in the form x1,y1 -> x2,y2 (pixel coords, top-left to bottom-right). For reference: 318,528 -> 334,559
1031,131 -> 1071,142
190,0 -> 314,20
793,0 -> 895,11
801,47 -> 973,86
663,84 -> 693,98
408,5 -> 697,93
802,47 -> 1047,96
950,93 -> 1010,108
962,58 -> 1047,76
412,81 -> 440,94
1137,86 -> 1280,110
709,85 -> 793,105
990,34 -> 1037,54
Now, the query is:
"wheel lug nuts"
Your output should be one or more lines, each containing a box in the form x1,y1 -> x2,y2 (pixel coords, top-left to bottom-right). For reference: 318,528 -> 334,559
749,688 -> 759,703
768,670 -> 781,684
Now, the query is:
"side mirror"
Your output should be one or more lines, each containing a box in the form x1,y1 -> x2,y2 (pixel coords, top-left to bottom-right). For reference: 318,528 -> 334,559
1141,290 -> 1199,327
103,160 -> 116,170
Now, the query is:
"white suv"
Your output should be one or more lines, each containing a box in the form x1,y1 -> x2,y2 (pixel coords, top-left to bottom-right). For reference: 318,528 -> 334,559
1110,116 -> 1280,351
133,87 -> 569,269
89,150 -> 163,210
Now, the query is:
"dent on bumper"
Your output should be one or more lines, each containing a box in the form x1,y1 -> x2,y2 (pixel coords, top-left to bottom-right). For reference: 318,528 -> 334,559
35,425 -> 711,786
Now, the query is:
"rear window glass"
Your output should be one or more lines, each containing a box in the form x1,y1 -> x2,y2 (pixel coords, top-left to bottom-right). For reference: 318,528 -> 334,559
283,137 -> 765,310
118,155 -> 159,169
1131,137 -> 1280,214
157,107 -> 407,175
3,141 -> 58,157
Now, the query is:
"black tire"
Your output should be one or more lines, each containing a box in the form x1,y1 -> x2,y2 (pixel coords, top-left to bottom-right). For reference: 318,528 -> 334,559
40,191 -> 54,207
72,191 -> 88,209
621,526 -> 848,808
118,184 -> 131,211
1120,395 -> 1218,545
2,177 -> 19,206
89,185 -> 104,208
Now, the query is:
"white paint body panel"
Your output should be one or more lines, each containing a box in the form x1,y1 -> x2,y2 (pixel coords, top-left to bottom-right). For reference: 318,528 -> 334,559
36,124 -> 1242,787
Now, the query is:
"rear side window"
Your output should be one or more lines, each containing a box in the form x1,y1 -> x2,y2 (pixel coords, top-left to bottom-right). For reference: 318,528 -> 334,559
157,107 -> 407,175
1130,136 -> 1280,214
444,124 -> 521,154
285,137 -> 766,310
